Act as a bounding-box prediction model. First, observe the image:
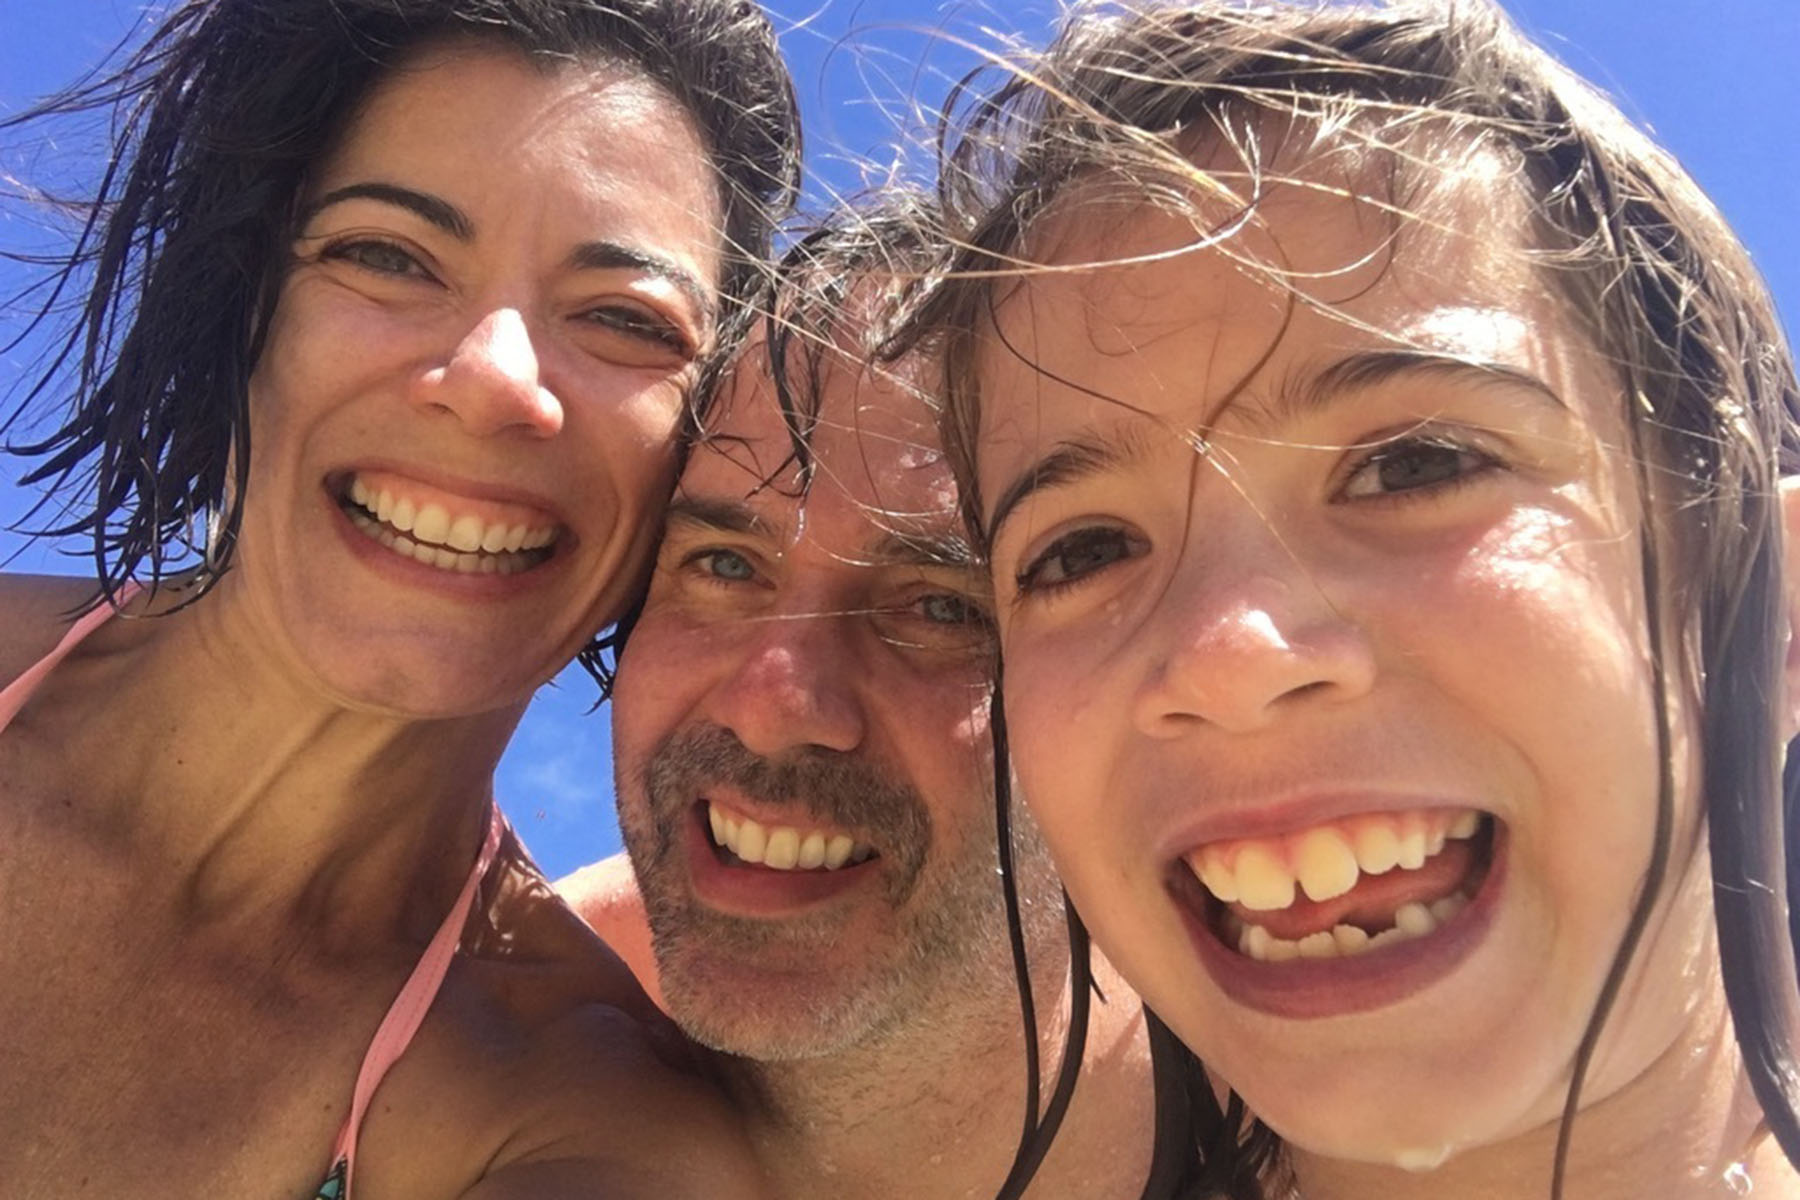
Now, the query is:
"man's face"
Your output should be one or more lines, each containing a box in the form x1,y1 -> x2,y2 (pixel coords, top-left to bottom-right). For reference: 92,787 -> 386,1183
612,334 -> 1009,1060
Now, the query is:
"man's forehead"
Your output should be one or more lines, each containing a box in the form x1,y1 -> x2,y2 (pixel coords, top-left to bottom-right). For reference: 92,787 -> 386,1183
676,338 -> 963,553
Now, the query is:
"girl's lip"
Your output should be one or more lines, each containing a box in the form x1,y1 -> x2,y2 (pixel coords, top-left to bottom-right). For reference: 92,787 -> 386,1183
1169,822 -> 1510,1021
1157,792 -> 1494,860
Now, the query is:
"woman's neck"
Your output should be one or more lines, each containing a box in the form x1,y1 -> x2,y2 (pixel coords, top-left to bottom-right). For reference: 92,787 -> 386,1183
1283,973 -> 1799,1200
29,577 -> 525,948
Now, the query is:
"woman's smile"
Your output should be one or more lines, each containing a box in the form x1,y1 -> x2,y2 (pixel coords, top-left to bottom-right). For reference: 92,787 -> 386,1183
333,468 -> 561,578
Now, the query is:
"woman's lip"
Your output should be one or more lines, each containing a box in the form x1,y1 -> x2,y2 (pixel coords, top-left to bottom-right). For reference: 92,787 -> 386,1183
328,491 -> 570,596
1157,793 -> 1494,859
1171,824 -> 1509,1021
325,461 -> 570,528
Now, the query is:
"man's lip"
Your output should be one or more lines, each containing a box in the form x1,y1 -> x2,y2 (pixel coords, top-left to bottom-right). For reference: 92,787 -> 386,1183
697,788 -> 868,846
682,806 -> 881,917
1169,824 -> 1509,1020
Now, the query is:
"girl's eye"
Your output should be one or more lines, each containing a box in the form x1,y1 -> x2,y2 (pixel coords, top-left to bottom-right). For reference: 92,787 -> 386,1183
1016,525 -> 1143,593
1340,437 -> 1495,500
694,548 -> 756,583
320,238 -> 429,279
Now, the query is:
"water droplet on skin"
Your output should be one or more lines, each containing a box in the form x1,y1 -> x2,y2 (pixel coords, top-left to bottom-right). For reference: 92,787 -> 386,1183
1724,1161 -> 1753,1195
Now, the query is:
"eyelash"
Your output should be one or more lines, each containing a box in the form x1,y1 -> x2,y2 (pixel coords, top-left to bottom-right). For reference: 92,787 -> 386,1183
685,548 -> 991,639
579,303 -> 694,356
318,237 -> 432,280
1011,433 -> 1503,599
317,237 -> 693,357
1014,524 -> 1146,598
1335,431 -> 1502,504
686,547 -> 759,585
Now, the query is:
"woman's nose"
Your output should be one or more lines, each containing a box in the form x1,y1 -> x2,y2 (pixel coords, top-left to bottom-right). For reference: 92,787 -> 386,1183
1131,558 -> 1377,737
410,308 -> 564,438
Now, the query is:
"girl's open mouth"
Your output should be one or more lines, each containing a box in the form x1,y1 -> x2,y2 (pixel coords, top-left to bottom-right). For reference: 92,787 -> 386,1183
1175,807 -> 1499,963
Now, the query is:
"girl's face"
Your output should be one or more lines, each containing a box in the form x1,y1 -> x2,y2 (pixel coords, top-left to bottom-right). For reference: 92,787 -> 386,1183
235,41 -> 719,716
975,159 -> 1722,1163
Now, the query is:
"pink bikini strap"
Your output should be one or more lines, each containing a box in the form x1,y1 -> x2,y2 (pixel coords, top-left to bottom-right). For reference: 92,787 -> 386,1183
0,582 -> 144,729
329,803 -> 507,1191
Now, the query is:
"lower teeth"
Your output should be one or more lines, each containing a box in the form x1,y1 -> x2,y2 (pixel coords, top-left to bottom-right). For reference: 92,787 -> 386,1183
1232,889 -> 1471,963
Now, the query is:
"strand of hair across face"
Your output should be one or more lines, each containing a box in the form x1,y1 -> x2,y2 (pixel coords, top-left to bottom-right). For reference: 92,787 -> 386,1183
990,661 -> 1050,1199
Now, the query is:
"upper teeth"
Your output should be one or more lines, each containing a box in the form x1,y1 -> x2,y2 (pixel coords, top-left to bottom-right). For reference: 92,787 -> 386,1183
1187,808 -> 1483,912
349,474 -> 556,555
707,801 -> 874,871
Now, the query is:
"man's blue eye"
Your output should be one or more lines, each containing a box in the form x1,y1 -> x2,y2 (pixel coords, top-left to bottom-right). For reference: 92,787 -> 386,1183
921,593 -> 971,624
703,550 -> 755,581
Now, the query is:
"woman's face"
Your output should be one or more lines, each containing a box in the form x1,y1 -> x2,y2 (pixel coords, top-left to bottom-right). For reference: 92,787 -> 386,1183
975,159 -> 1720,1163
237,40 -> 720,716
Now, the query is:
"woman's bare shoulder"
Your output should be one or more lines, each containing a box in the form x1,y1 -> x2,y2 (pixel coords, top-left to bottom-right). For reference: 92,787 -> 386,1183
0,574 -> 103,686
359,863 -> 758,1197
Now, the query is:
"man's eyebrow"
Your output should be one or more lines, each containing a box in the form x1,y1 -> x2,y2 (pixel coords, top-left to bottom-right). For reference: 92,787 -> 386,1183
1280,349 -> 1567,426
985,425 -> 1157,551
867,527 -> 977,570
665,496 -> 775,538
566,240 -> 716,325
304,182 -> 473,240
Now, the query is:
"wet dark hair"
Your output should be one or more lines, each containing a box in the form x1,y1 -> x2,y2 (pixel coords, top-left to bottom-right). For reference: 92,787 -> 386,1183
907,1 -> 1800,1196
3,0 -> 801,688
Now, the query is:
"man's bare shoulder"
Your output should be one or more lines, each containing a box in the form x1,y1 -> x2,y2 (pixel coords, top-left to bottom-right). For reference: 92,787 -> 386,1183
556,853 -> 662,1005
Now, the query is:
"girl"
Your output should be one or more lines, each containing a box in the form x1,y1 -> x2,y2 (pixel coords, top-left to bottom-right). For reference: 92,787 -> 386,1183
920,2 -> 1800,1196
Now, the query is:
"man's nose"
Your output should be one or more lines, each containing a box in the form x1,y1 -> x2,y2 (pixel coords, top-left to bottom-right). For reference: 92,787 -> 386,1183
710,609 -> 867,758
409,308 -> 563,438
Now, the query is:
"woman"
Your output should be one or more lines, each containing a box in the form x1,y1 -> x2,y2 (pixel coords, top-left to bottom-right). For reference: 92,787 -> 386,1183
0,0 -> 797,1195
917,2 -> 1800,1197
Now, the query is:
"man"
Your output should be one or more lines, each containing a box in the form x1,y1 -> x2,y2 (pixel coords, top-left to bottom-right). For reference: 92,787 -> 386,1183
559,210 -> 1157,1199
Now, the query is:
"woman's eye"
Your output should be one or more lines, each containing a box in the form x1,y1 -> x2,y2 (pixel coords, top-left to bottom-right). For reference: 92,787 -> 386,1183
1340,437 -> 1495,500
321,239 -> 428,278
578,305 -> 694,360
1017,525 -> 1142,593
694,548 -> 756,583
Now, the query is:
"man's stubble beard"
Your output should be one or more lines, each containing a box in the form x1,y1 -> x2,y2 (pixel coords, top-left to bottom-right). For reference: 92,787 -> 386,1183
617,723 -> 1046,1063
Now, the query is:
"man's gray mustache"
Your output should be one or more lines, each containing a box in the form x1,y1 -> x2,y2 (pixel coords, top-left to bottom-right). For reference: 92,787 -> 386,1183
640,723 -> 932,904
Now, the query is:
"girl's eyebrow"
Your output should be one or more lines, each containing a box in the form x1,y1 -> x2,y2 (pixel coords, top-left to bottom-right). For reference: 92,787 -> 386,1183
985,423 -> 1159,550
984,350 -> 1565,549
1280,349 -> 1568,427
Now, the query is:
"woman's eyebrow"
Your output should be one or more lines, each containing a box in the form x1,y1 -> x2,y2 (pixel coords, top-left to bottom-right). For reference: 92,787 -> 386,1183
566,240 -> 715,325
304,181 -> 472,239
300,183 -> 712,321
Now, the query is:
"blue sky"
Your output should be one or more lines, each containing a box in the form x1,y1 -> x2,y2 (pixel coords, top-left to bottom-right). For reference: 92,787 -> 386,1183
3,0 -> 1795,879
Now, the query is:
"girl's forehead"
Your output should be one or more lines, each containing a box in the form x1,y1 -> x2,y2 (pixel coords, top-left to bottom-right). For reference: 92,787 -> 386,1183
974,148 -> 1617,460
